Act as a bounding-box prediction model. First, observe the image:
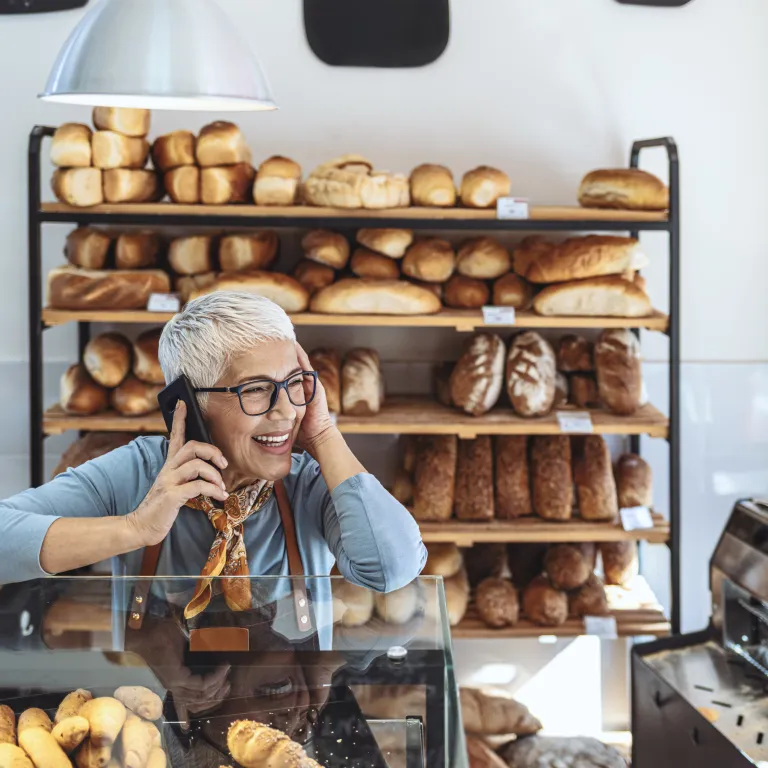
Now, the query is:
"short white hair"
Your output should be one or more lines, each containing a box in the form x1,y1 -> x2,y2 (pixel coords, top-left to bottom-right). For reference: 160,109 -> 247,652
159,292 -> 296,410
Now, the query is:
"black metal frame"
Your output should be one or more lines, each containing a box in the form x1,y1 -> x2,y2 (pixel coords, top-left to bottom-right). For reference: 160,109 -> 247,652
27,126 -> 681,632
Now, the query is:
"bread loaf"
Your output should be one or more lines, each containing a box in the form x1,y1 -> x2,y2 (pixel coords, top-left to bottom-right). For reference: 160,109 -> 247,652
0,705 -> 16,745
17,729 -> 70,768
115,233 -> 160,270
0,744 -> 33,768
422,543 -> 463,578
168,235 -> 213,275
492,273 -> 533,308
92,131 -> 149,170
475,578 -> 519,628
52,168 -> 103,207
254,156 -> 302,205
522,576 -> 568,626
408,278 -> 444,302
53,715 -> 90,753
227,720 -> 321,768
374,582 -> 420,624
84,332 -> 132,388
360,171 -> 410,209
164,166 -> 199,204
93,107 -> 150,138
434,362 -> 454,407
533,275 -> 652,317
507,543 -> 547,587
309,348 -> 341,414
175,273 -> 217,303
18,708 -> 52,735
341,348 -> 382,415
530,436 -> 573,520
409,163 -> 456,207
219,232 -> 278,272
61,364 -> 108,415
303,154 -> 373,208
554,372 -> 569,408
51,123 -> 92,167
392,469 -> 413,505
572,436 -> 619,521
103,169 -> 160,204
557,335 -> 593,372
595,329 -> 642,415
110,375 -> 162,416
402,238 -> 455,283
460,166 -> 511,208
449,333 -> 505,416
442,567 -> 470,626
189,271 -> 309,313
570,374 -> 600,408
302,230 -> 350,269
544,543 -> 595,590
457,237 -> 511,279
47,266 -> 170,310
412,436 -> 457,521
579,168 -> 669,211
65,228 -> 111,270
133,328 -> 164,385
460,688 -> 542,737
356,228 -> 414,259
52,433 -> 134,478
195,121 -> 250,166
569,573 -> 610,617
293,260 -> 335,296
151,130 -> 196,172
200,163 -> 255,204
513,236 -> 554,276
505,332 -> 557,417
310,278 -> 442,315
495,436 -> 531,519
600,541 -> 639,586
454,437 -> 494,521
464,544 -> 508,587
615,453 -> 653,508
443,275 -> 489,309
350,248 -> 400,280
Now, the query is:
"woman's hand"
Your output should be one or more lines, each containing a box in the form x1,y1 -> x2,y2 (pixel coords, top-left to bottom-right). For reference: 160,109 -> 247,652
296,343 -> 337,454
126,401 -> 229,547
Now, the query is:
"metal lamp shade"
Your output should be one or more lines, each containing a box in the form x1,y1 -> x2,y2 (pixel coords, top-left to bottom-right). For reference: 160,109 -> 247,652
40,0 -> 277,111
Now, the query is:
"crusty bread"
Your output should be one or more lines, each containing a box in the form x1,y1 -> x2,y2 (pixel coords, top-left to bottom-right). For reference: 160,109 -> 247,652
65,228 -> 111,270
544,543 -> 595,591
303,155 -> 373,208
350,248 -> 400,280
356,228 -> 414,259
175,273 -> 217,303
200,163 -> 255,204
341,348 -> 382,416
52,168 -> 103,207
103,169 -> 160,204
402,238 -> 455,283
195,121 -> 251,166
83,332 -> 132,388
460,166 -> 510,208
454,437 -> 494,520
579,168 -> 669,211
522,576 -> 568,626
569,573 -> 610,617
505,332 -> 557,417
495,436 -> 531,519
254,155 -> 302,205
409,163 -> 456,207
595,329 -> 642,415
443,275 -> 489,309
115,233 -> 160,270
51,123 -> 92,167
227,720 -> 321,768
412,435 -> 457,521
293,260 -> 335,296
493,273 -> 533,309
530,436 -> 573,520
570,374 -> 600,408
190,271 -> 309,313
600,541 -> 639,586
47,266 -> 170,310
615,453 -> 653,509
168,235 -> 213,275
449,333 -> 505,416
533,276 -> 652,317
507,543 -> 547,588
461,688 -> 542,737
61,364 -> 108,415
302,230 -> 350,269
456,237 -> 511,279
110,375 -> 162,416
219,232 -> 278,272
513,236 -> 554,276
475,578 -> 519,628
164,166 -> 199,204
151,130 -> 196,172
557,334 -> 594,372
92,131 -> 150,170
573,436 -> 619,521
310,278 -> 442,315
309,348 -> 341,414
93,107 -> 150,138
133,328 -> 164,385
360,171 -> 410,209
554,372 -> 569,408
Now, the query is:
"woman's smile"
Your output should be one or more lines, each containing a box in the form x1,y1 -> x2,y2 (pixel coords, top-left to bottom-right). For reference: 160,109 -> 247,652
252,429 -> 294,455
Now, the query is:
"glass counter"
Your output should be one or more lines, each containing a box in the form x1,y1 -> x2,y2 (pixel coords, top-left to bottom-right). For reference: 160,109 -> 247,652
0,575 -> 468,768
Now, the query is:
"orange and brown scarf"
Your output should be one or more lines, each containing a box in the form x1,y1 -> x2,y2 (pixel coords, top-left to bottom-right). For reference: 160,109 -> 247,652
184,480 -> 275,619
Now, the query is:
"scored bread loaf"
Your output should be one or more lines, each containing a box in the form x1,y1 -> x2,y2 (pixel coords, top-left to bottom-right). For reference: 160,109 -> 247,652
422,543 -> 463,578
133,328 -> 164,385
52,168 -> 103,207
110,375 -> 162,416
168,235 -> 213,275
65,228 -> 111,270
460,688 -> 542,737
530,436 -> 573,520
200,163 -> 255,204
164,166 -> 200,204
495,436 -> 531,519
310,278 -> 442,315
151,130 -> 196,172
175,273 -> 217,303
103,169 -> 160,204
93,107 -> 150,138
449,333 -> 505,417
579,168 -> 669,211
189,271 -> 310,313
443,275 -> 490,309
412,435 -> 457,521
557,334 -> 594,372
115,232 -> 160,270
84,332 -> 132,388
309,348 -> 341,414
507,543 -> 547,588
493,273 -> 533,309
570,374 -> 601,408
460,166 -> 511,208
533,275 -> 652,317
595,329 -> 642,415
522,576 -> 568,626
254,155 -> 302,205
195,121 -> 250,167
402,238 -> 456,282
456,237 -> 511,279
51,123 -> 92,167
92,131 -> 150,170
227,720 -> 322,768
293,260 -> 335,296
302,230 -> 350,269
409,163 -> 456,207
356,228 -> 414,259
600,541 -> 639,586
341,348 -> 382,416
350,248 -> 400,280
61,364 -> 108,415
219,232 -> 278,272
615,453 -> 653,508
572,436 -> 619,521
569,573 -> 610,617
475,578 -> 519,628
454,436 -> 494,521
544,543 -> 595,590
505,332 -> 557,417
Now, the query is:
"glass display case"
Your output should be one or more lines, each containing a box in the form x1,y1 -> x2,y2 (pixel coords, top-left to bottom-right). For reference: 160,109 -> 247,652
0,575 -> 468,768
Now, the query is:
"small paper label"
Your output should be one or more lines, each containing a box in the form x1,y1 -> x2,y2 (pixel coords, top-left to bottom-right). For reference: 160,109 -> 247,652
482,306 -> 516,325
584,615 -> 618,639
147,293 -> 181,313
556,411 -> 594,434
620,506 -> 654,531
496,197 -> 530,220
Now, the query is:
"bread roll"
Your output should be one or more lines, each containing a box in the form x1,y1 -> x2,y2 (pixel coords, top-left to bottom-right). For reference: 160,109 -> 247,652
350,248 -> 400,280
341,348 -> 381,416
195,121 -> 250,166
413,436 -> 457,521
600,541 -> 639,586
110,375 -> 162,416
65,228 -> 111,270
309,348 -> 341,414
310,278 -> 442,315
522,576 -> 568,626
356,228 -> 414,259
93,107 -> 150,138
530,436 -> 573,520
92,131 -> 149,170
47,266 -> 171,310
533,276 -> 652,317
443,275 -> 489,309
0,744 -> 33,768
175,273 -> 217,303
227,720 -> 322,768
293,260 -> 334,296
133,328 -> 164,385
505,332 -> 557,417
52,168 -> 103,207
570,374 -> 601,408
513,236 -> 554,276
151,130 -> 196,172
492,273 -> 533,309
190,271 -> 309,313
409,163 -> 456,207
360,171 -> 410,209
332,578 -> 374,627
168,235 -> 213,275
17,729 -> 70,768
401,238 -> 455,282
51,716 -> 89,753
18,709 -> 52,735
51,123 -> 92,167
443,567 -> 470,626
164,165 -> 200,204
456,237 -> 511,279
103,169 -> 160,204
84,332 -> 132,388
113,687 -> 162,721
495,436 -> 531,519
200,163 -> 255,204
466,737 -> 510,768
302,230 -> 350,269
557,335 -> 594,372
219,232 -> 278,272
51,434 -> 134,478
454,437 -> 494,521
434,361 -> 453,407
61,364 -> 108,415
374,582 -> 419,624
254,156 -> 302,205
569,573 -> 610,617
460,166 -> 511,208
120,714 -> 152,768
579,168 -> 669,211
507,543 -> 547,587
115,232 -> 160,269
78,698 -> 126,747
0,705 -> 15,746
423,543 -> 463,578
573,436 -> 619,521
615,453 -> 653,508
595,329 -> 642,415
460,688 -> 542,737
449,333 -> 505,417
544,543 -> 594,591
476,578 -> 519,628
464,544 -> 507,587
75,738 -> 112,768
391,468 -> 413,505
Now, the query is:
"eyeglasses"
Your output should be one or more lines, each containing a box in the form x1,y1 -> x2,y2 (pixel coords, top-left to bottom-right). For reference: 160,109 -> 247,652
196,371 -> 318,417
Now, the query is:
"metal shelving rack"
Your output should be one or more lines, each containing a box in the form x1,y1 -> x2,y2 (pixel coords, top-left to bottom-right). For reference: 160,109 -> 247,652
27,126 -> 681,634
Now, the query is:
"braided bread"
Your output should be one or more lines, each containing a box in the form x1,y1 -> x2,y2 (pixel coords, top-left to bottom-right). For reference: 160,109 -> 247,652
227,720 -> 322,767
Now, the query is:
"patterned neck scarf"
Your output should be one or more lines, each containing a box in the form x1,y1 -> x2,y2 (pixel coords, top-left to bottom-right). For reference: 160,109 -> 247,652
184,480 -> 275,619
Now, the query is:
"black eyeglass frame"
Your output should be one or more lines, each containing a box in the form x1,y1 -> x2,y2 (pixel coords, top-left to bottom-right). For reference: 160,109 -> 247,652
196,371 -> 318,416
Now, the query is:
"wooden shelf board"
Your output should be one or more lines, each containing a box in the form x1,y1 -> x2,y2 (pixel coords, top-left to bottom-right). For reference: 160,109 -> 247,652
43,398 -> 669,438
42,307 -> 669,333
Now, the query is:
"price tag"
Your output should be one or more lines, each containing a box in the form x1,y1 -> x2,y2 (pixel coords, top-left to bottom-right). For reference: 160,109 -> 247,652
147,293 -> 181,313
556,411 -> 594,434
496,197 -> 529,220
584,615 -> 618,639
482,306 -> 516,325
620,506 -> 654,531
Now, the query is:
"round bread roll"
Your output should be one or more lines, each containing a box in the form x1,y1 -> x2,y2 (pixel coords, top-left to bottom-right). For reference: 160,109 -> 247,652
133,328 -> 164,385
254,155 -> 302,206
456,237 -> 511,279
83,333 -> 132,388
302,230 -> 350,269
374,582 -> 420,624
422,543 -> 463,578
310,278 -> 442,315
569,573 -> 610,617
356,228 -> 414,259
110,375 -> 162,416
189,272 -> 310,313
600,541 -> 639,586
522,576 -> 568,626
350,248 -> 401,280
475,578 -> 519,628
61,364 -> 109,416
492,273 -> 533,309
293,260 -> 335,296
401,238 -> 456,283
460,166 -> 511,208
443,275 -> 489,309
332,579 -> 374,627
578,168 -> 669,211
409,163 -> 456,207
544,543 -> 595,591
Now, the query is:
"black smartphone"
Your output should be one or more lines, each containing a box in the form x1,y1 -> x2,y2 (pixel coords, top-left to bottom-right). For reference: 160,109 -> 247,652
157,375 -> 212,445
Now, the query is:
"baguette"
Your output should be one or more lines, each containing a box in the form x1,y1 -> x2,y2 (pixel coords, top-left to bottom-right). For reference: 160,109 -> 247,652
310,278 -> 441,315
52,168 -> 103,207
189,271 -> 310,313
533,276 -> 652,317
50,123 -> 92,167
92,107 -> 150,138
92,131 -> 150,170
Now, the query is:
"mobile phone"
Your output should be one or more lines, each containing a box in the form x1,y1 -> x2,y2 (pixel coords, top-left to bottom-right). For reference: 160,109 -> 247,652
157,375 -> 212,445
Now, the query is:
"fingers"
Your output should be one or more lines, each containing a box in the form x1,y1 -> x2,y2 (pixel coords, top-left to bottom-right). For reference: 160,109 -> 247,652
167,400 -> 187,460
174,458 -> 226,491
295,342 -> 312,371
182,479 -> 229,502
169,439 -> 228,471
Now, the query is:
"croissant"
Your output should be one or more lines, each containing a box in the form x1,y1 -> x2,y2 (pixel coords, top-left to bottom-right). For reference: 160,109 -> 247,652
227,720 -> 322,768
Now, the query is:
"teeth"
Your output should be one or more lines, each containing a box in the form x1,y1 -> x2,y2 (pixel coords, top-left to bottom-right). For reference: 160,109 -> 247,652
254,434 -> 289,445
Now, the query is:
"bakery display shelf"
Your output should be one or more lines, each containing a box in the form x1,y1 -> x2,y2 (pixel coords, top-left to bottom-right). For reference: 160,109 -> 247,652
41,307 -> 670,333
418,513 -> 669,546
